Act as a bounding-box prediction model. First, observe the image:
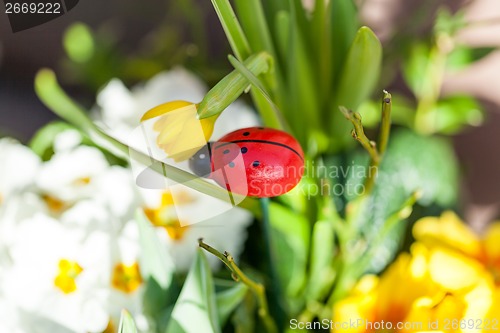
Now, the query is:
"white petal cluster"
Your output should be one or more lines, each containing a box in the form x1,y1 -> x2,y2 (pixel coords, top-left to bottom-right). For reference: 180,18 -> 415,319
0,68 -> 259,332
0,135 -> 142,333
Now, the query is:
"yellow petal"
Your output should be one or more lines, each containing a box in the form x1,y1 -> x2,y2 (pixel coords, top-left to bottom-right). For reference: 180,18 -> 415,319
429,248 -> 483,291
141,100 -> 194,121
413,211 -> 481,258
483,223 -> 500,264
404,293 -> 467,333
141,101 -> 217,161
332,276 -> 378,333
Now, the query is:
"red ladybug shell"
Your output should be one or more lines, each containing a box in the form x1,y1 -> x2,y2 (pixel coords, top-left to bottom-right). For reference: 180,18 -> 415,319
209,127 -> 304,198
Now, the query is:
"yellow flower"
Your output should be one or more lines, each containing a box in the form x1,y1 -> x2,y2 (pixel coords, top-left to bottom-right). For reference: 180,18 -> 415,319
140,100 -> 218,162
413,211 -> 500,285
333,242 -> 493,333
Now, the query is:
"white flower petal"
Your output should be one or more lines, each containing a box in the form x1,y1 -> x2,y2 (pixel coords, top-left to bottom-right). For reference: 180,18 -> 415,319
0,138 -> 40,200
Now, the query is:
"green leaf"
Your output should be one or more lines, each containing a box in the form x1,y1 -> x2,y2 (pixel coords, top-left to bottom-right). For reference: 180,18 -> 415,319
228,54 -> 284,129
286,0 -> 321,145
306,220 -> 336,301
136,211 -> 175,290
63,23 -> 95,63
268,202 -> 310,310
329,0 -> 358,87
216,282 -> 248,326
234,0 -> 276,57
335,26 -> 382,110
118,310 -> 138,333
210,0 -> 252,61
447,45 -> 496,71
274,10 -> 290,68
167,249 -> 221,333
331,26 -> 382,149
434,8 -> 466,36
380,128 -> 459,207
29,121 -> 75,160
432,95 -> 483,134
401,42 -> 431,97
197,53 -> 272,119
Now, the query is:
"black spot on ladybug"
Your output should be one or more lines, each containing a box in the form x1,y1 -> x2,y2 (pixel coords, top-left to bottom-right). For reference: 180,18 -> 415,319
229,162 -> 235,168
223,149 -> 230,154
243,132 -> 250,136
241,147 -> 248,154
252,161 -> 260,167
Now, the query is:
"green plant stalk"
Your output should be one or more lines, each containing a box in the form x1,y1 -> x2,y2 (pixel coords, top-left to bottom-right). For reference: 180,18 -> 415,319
198,239 -> 278,333
259,197 -> 285,331
34,69 -> 260,214
414,33 -> 450,134
378,90 -> 392,156
339,106 -> 379,163
364,90 -> 392,194
228,55 -> 286,130
210,0 -> 251,61
232,0 -> 284,104
233,0 -> 276,63
197,52 -> 272,119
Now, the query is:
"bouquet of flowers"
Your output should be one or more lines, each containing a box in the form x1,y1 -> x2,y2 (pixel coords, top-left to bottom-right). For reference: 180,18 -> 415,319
1,0 -> 498,332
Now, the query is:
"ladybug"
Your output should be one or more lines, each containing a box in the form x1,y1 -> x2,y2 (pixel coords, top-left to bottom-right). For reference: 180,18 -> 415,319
189,127 -> 304,198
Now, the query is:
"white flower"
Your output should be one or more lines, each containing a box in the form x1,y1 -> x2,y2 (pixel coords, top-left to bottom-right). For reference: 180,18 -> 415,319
0,135 -> 145,332
96,68 -> 260,271
2,213 -> 143,333
0,138 -> 40,205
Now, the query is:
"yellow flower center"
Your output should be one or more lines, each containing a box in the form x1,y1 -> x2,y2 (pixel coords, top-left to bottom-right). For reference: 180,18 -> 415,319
143,191 -> 193,241
102,319 -> 116,333
72,176 -> 91,186
54,259 -> 83,294
111,262 -> 143,293
42,194 -> 67,213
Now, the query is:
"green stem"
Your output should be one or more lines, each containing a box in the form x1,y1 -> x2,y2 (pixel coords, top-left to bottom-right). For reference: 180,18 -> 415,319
364,91 -> 392,194
198,239 -> 278,333
260,197 -> 285,331
339,106 -> 379,163
197,52 -> 272,119
378,90 -> 392,157
414,33 -> 450,134
228,55 -> 286,130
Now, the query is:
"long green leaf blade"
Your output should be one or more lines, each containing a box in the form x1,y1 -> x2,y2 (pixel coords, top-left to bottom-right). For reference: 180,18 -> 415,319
210,0 -> 251,60
228,55 -> 285,129
331,26 -> 382,150
136,211 -> 175,289
167,249 -> 221,333
118,310 -> 138,333
216,282 -> 248,325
